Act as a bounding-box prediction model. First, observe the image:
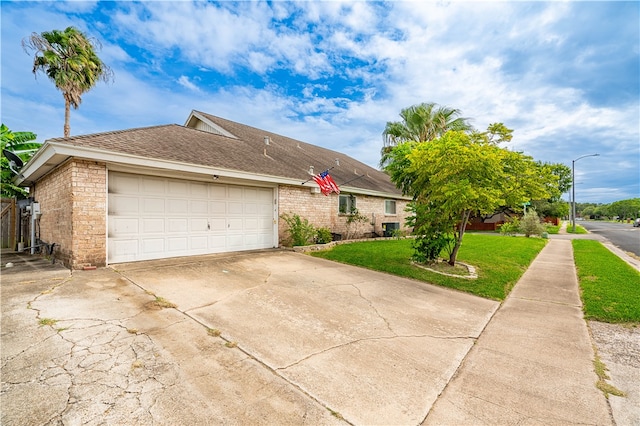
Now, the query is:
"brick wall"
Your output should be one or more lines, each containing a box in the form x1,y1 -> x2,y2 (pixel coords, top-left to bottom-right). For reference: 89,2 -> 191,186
278,185 -> 410,243
33,160 -> 106,269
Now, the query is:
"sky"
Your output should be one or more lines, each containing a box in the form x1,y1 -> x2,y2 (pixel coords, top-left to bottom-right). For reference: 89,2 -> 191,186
1,0 -> 638,204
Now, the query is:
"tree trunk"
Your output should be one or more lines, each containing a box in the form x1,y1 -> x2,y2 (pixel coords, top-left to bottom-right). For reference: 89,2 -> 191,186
64,97 -> 71,137
448,210 -> 472,265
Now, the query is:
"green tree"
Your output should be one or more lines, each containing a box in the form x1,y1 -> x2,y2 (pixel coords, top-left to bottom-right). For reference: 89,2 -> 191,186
607,198 -> 640,219
380,102 -> 472,166
1,124 -> 41,197
23,26 -> 113,137
386,131 -> 554,265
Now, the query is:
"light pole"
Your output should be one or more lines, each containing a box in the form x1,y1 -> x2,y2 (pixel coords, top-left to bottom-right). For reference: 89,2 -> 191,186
572,153 -> 600,233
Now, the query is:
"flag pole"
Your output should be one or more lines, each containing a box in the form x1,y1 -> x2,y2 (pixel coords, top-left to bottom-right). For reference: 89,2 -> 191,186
301,166 -> 335,185
338,174 -> 365,187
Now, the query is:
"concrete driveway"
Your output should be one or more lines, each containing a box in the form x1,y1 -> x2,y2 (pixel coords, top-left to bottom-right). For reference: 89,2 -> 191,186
2,249 -> 498,425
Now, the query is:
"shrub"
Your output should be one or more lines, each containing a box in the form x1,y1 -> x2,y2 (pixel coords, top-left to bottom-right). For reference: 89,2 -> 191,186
315,227 -> 333,244
499,217 -> 520,236
520,210 -> 545,237
281,213 -> 316,246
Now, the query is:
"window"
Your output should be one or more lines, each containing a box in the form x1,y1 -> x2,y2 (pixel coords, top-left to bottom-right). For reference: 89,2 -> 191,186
339,194 -> 356,214
385,200 -> 397,215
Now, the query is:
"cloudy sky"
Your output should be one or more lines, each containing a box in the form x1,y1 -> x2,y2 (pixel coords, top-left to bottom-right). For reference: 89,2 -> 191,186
2,1 -> 638,203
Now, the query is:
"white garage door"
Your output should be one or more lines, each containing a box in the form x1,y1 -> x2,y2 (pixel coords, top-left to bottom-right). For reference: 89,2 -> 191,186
108,172 -> 276,263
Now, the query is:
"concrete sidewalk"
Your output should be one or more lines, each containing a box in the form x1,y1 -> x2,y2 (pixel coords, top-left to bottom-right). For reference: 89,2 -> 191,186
424,239 -> 613,425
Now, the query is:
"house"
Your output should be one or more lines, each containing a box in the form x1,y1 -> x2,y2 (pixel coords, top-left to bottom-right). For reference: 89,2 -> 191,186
15,110 -> 411,269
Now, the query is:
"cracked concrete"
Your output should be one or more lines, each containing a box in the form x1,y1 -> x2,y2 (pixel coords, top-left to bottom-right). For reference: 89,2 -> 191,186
2,250 -> 498,425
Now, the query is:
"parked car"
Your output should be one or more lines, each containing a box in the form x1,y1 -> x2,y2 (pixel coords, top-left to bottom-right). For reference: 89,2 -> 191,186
634,218 -> 640,227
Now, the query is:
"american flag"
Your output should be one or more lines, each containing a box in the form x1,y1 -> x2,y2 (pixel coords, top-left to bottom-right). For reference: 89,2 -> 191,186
312,170 -> 340,196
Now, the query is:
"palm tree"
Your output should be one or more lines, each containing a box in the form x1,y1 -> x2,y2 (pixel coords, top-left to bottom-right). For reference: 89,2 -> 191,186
23,26 -> 113,137
380,102 -> 472,166
1,124 -> 41,197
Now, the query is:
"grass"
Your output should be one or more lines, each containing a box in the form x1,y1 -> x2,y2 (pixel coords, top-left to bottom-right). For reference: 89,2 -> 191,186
544,224 -> 561,234
572,240 -> 640,323
311,234 -> 546,300
593,349 -> 626,398
38,318 -> 58,327
566,224 -> 588,234
152,296 -> 177,309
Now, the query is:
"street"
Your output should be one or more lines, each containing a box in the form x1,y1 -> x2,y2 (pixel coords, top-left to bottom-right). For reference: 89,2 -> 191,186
579,220 -> 640,257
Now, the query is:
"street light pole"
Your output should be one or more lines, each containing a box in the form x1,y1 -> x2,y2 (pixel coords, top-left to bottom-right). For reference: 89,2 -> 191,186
572,153 -> 600,233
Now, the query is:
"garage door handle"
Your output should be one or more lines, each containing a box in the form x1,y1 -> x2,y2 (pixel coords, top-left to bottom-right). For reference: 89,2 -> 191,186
207,222 -> 210,230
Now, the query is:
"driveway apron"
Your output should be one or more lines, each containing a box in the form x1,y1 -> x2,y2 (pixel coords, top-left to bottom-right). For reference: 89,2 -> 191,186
115,250 -> 499,425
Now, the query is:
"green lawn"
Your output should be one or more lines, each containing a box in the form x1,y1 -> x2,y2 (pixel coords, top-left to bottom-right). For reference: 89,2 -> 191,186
566,224 -> 588,234
572,240 -> 640,323
311,234 -> 546,300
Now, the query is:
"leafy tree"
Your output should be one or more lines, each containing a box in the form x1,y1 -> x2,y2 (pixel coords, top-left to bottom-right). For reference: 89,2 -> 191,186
380,102 -> 472,166
23,26 -> 113,137
607,198 -> 640,219
386,131 -> 554,265
1,124 -> 40,197
470,122 -> 514,145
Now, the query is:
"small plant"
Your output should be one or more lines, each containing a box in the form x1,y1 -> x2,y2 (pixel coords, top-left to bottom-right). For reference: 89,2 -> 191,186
153,296 -> 177,309
207,328 -> 221,337
315,227 -> 333,244
593,351 -> 626,398
281,213 -> 316,246
38,318 -> 58,327
520,210 -> 545,237
499,217 -> 520,236
127,328 -> 138,334
344,207 -> 368,239
131,360 -> 144,369
225,341 -> 237,348
391,228 -> 407,239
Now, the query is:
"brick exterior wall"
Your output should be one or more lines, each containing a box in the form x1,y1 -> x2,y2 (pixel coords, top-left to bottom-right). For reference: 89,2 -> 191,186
278,185 -> 410,243
33,160 -> 106,269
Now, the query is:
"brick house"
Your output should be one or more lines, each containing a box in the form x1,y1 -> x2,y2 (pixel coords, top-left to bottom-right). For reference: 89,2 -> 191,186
16,111 -> 410,269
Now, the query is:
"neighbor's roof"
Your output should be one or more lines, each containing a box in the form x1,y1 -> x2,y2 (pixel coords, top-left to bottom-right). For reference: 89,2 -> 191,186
18,110 -> 403,197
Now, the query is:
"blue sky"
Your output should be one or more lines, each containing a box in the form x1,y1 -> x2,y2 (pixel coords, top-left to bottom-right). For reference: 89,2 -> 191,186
2,0 -> 638,203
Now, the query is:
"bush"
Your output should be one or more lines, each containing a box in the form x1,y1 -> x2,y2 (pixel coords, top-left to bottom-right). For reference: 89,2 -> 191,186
499,217 -> 520,236
315,227 -> 333,244
520,210 -> 545,237
412,232 -> 452,264
280,213 -> 316,246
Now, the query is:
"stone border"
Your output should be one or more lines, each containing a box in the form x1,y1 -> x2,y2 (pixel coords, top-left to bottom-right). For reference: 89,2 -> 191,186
411,260 -> 478,279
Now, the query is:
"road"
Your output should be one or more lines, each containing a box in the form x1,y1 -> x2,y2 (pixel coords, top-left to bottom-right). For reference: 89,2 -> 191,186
579,220 -> 640,257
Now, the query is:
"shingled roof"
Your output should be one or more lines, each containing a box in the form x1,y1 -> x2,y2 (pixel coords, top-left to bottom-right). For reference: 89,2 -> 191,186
26,110 -> 403,196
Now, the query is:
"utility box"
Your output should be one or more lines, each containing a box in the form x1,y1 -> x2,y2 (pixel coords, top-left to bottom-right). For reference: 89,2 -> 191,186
382,222 -> 400,237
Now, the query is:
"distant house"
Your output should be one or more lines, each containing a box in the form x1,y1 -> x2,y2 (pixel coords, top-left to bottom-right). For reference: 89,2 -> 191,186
16,110 -> 410,269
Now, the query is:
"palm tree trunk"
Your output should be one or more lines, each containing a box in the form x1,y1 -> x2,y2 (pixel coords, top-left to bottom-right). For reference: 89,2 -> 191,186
64,97 -> 71,137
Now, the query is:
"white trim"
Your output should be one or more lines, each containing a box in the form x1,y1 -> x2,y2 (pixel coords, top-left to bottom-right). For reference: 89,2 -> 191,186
17,141 -> 410,201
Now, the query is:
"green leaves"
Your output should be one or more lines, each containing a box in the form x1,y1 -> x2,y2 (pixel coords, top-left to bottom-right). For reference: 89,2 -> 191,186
1,124 -> 40,197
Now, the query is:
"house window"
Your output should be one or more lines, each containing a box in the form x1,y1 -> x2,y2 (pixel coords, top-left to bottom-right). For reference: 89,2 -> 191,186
385,200 -> 397,215
339,194 -> 356,214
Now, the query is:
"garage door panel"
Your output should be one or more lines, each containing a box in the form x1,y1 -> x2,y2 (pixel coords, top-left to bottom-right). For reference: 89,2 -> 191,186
168,218 -> 188,233
141,218 -> 164,234
142,198 -> 165,215
190,218 -> 209,232
167,237 -> 188,252
110,218 -> 139,235
109,240 -> 138,261
190,200 -> 208,215
110,196 -> 139,214
209,218 -> 226,231
191,236 -> 208,250
142,238 -> 165,254
142,176 -> 166,194
190,182 -> 209,198
108,172 -> 275,263
167,199 -> 188,214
